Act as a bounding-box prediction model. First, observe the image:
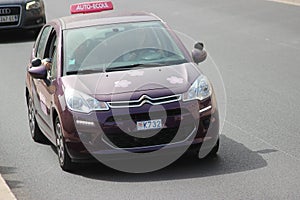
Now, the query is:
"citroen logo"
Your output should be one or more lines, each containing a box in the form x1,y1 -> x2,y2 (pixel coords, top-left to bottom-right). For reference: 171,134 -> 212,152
0,8 -> 11,15
140,95 -> 151,102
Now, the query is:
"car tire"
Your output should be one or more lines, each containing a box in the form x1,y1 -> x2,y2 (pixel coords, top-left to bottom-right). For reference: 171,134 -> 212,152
187,138 -> 219,159
55,117 -> 74,172
27,96 -> 48,143
204,138 -> 219,159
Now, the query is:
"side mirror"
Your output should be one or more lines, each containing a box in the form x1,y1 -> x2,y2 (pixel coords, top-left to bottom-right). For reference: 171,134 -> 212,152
192,42 -> 207,64
28,65 -> 47,79
194,42 -> 204,51
31,58 -> 42,67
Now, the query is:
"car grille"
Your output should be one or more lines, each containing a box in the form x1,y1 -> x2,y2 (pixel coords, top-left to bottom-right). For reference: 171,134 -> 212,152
106,108 -> 185,123
107,94 -> 182,108
0,6 -> 21,27
103,124 -> 195,150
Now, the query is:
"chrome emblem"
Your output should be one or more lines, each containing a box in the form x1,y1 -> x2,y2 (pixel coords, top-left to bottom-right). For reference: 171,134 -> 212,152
0,8 -> 11,15
108,94 -> 182,108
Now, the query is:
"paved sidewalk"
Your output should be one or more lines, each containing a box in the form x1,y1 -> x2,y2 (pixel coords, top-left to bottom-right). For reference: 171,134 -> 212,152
0,174 -> 17,200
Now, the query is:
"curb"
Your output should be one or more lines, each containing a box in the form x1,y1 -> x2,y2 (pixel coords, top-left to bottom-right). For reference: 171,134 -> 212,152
0,174 -> 17,200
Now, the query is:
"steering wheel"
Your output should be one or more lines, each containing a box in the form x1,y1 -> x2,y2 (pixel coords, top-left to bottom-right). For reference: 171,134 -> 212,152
108,47 -> 179,66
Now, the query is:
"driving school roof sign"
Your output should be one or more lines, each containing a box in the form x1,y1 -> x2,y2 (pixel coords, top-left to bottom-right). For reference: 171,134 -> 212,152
70,1 -> 113,14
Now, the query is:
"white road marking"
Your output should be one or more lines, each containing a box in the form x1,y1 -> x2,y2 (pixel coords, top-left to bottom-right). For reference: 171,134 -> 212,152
267,0 -> 300,6
0,175 -> 17,200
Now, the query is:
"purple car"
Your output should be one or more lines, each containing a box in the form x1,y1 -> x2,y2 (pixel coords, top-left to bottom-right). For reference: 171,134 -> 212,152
25,1 -> 219,171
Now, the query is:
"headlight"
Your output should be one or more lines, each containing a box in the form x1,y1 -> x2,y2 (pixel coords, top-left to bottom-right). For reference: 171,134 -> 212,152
26,1 -> 41,10
183,75 -> 212,101
65,89 -> 109,113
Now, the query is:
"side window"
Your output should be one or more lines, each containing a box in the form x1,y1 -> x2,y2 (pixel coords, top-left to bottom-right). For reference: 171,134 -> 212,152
46,31 -> 58,80
49,43 -> 57,80
36,26 -> 52,59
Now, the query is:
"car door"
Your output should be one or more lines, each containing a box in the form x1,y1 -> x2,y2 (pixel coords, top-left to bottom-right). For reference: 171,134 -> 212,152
32,25 -> 58,139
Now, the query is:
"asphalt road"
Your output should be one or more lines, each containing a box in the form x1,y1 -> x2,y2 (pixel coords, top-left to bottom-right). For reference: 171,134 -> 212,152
1,0 -> 300,199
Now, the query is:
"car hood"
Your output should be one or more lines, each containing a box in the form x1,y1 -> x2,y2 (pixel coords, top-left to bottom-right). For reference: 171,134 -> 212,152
61,63 -> 202,101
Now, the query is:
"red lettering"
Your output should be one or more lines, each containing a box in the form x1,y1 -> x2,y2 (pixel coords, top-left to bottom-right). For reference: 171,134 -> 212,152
71,1 -> 113,14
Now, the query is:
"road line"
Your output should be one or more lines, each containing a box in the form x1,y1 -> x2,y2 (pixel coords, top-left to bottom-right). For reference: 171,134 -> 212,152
0,174 -> 17,200
267,0 -> 300,6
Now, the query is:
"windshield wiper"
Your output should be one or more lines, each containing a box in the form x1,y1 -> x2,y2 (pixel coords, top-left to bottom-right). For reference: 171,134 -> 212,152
66,69 -> 103,75
105,63 -> 163,72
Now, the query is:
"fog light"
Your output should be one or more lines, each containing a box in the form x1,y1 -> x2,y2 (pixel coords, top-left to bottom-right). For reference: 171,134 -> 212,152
199,105 -> 212,113
76,120 -> 95,126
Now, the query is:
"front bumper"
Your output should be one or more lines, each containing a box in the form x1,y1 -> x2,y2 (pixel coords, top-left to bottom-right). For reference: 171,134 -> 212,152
60,96 -> 219,162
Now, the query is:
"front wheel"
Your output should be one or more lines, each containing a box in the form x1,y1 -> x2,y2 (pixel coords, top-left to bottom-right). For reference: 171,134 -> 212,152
187,138 -> 220,159
55,117 -> 74,171
204,139 -> 219,158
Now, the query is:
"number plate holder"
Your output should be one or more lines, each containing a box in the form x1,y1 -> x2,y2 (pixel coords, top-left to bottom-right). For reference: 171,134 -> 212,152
137,119 -> 162,131
0,15 -> 19,23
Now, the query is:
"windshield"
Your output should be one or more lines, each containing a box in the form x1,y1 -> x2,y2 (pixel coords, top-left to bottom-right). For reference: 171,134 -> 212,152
63,21 -> 188,75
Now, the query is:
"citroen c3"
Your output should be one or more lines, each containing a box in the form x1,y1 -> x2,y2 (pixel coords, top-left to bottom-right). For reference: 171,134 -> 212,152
25,1 -> 220,171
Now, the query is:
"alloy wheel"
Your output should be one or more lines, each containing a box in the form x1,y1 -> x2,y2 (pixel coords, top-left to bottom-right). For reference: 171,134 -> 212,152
28,97 -> 36,137
55,121 -> 65,166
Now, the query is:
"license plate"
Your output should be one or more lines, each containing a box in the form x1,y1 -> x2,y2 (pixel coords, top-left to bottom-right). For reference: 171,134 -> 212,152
0,15 -> 18,23
137,119 -> 162,131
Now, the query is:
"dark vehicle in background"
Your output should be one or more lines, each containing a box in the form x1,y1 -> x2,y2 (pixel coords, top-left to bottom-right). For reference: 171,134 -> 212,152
0,0 -> 46,33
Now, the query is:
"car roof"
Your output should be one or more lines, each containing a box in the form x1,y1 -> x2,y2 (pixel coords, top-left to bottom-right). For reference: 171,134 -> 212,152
58,11 -> 162,30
